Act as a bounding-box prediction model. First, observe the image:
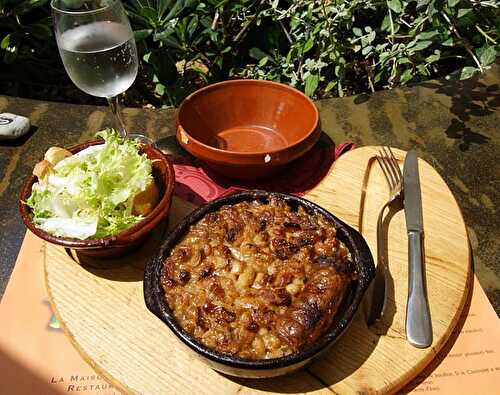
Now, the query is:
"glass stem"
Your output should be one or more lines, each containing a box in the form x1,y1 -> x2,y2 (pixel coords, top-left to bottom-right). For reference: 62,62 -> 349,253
107,95 -> 127,138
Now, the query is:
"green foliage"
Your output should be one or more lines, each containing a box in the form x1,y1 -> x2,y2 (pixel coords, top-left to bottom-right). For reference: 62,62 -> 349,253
232,0 -> 500,98
1,0 -> 499,106
0,0 -> 61,87
126,0 -> 261,105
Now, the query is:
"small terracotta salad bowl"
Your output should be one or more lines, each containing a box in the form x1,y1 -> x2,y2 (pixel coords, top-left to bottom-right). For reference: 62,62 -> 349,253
176,79 -> 320,179
19,140 -> 175,257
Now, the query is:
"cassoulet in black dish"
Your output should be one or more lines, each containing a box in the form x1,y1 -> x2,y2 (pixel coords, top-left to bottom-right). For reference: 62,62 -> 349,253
144,191 -> 375,378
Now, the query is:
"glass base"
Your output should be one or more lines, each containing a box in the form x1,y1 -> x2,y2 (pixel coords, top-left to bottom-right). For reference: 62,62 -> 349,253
127,133 -> 155,146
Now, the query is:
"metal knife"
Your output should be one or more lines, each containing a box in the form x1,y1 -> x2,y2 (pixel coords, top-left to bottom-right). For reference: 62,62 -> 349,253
403,150 -> 433,348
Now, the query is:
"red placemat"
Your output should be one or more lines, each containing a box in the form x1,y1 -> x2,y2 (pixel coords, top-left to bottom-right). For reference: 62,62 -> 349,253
170,136 -> 354,205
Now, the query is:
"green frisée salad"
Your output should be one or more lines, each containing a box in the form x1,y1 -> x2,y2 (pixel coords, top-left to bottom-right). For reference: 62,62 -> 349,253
26,130 -> 155,240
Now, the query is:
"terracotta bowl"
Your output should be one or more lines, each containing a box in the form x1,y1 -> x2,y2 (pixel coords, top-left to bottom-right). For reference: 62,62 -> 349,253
19,140 -> 175,257
176,80 -> 320,179
144,190 -> 375,378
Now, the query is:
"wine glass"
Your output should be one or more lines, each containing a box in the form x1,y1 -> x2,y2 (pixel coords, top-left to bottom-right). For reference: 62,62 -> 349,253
51,0 -> 152,144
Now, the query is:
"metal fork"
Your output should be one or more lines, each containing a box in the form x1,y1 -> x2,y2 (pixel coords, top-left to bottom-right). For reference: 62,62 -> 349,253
366,147 -> 403,325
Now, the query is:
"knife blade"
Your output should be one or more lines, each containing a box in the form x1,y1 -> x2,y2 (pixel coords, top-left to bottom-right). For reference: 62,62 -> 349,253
403,150 -> 432,348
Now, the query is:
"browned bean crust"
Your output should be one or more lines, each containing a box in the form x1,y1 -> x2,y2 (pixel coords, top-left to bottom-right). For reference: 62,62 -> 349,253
161,197 -> 356,360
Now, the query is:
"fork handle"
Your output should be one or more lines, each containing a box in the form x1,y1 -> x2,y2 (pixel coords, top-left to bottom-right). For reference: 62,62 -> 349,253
406,230 -> 432,348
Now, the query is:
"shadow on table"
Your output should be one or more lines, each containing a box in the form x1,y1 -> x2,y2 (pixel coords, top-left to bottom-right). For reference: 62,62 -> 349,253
65,219 -> 170,282
420,76 -> 499,151
0,346 -> 65,394
0,125 -> 38,147
223,369 -> 327,393
155,134 -> 185,156
360,202 -> 400,337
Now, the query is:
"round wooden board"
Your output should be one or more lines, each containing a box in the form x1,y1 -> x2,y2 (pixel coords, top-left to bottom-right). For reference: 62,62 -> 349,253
45,147 -> 471,394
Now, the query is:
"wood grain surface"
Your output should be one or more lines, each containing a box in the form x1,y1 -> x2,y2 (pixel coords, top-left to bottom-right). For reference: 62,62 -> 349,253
45,147 -> 471,394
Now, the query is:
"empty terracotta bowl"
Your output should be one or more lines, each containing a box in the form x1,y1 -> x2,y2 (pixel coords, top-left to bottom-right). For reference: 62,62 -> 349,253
176,79 -> 320,179
19,140 -> 175,257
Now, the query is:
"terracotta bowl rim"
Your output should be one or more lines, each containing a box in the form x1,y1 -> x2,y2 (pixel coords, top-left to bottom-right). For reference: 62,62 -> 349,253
176,79 -> 320,157
19,140 -> 176,250
144,190 -> 375,373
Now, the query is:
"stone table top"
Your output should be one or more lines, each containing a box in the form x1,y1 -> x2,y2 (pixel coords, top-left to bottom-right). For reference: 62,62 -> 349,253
0,67 -> 499,314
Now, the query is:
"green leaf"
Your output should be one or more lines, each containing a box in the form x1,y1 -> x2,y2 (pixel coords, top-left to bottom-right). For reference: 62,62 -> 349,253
362,46 -> 372,55
154,30 -> 183,50
1,34 -> 10,50
158,0 -> 174,18
457,8 -> 472,18
442,37 -> 454,46
176,17 -> 188,42
400,69 -> 413,84
186,15 -> 198,39
14,0 -> 48,15
353,27 -> 362,37
155,83 -> 166,96
163,0 -> 197,23
149,48 -> 178,85
459,66 -> 478,80
249,47 -> 268,60
479,46 -> 497,67
417,0 -> 430,7
3,33 -> 20,64
426,51 -> 441,63
387,0 -> 402,13
134,29 -> 153,42
303,37 -> 314,54
447,0 -> 461,7
304,74 -> 319,97
325,81 -> 336,93
379,51 -> 392,65
368,30 -> 376,43
417,31 -> 439,41
416,64 -> 428,75
381,15 -> 391,32
137,7 -> 159,26
258,57 -> 268,66
411,40 -> 432,51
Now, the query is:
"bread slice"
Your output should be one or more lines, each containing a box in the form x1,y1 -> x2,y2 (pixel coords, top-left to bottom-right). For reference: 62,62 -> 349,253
33,160 -> 53,184
44,147 -> 72,165
132,180 -> 160,216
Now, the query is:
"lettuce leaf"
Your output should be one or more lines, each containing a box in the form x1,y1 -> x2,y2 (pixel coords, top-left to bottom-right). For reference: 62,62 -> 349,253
27,130 -> 153,239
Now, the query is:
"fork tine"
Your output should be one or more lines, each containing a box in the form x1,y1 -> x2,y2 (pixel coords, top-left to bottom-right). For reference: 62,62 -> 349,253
381,147 -> 399,188
377,152 -> 395,190
387,147 -> 402,183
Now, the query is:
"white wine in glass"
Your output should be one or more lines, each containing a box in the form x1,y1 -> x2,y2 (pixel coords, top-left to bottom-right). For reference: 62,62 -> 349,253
52,0 -> 152,144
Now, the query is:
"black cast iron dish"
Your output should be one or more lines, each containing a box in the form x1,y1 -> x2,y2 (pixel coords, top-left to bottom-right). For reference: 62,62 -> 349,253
144,190 -> 375,378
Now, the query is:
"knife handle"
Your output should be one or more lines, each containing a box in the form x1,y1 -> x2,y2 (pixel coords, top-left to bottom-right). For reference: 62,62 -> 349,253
406,231 -> 433,348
